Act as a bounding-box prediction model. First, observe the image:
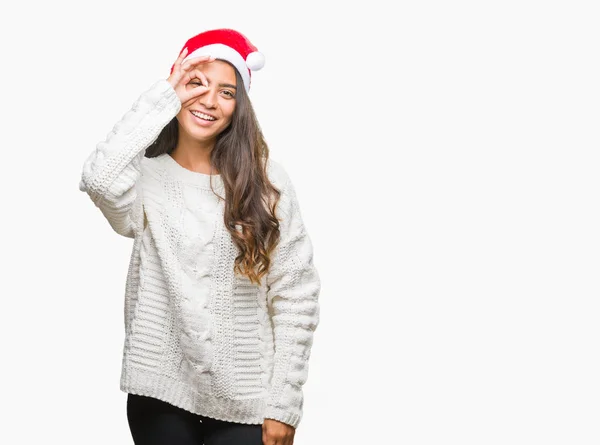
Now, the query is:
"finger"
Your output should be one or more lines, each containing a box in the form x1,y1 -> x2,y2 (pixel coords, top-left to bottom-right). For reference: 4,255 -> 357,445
180,82 -> 209,107
189,68 -> 209,88
182,86 -> 209,106
181,56 -> 215,73
175,67 -> 208,95
181,68 -> 209,90
262,429 -> 272,445
181,54 -> 216,71
173,47 -> 188,69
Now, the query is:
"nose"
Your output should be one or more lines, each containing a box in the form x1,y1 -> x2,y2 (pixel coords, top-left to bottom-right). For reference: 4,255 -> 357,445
198,86 -> 218,109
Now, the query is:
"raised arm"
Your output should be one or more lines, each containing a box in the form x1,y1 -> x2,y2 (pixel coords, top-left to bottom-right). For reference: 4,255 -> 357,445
79,79 -> 181,238
79,49 -> 216,238
264,170 -> 321,429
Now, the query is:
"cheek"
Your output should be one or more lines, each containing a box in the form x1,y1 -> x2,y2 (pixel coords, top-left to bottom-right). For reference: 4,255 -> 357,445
176,110 -> 188,125
222,102 -> 236,121
176,111 -> 195,133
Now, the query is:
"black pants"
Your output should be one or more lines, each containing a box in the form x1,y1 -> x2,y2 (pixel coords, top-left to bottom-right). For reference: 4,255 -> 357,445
126,393 -> 263,445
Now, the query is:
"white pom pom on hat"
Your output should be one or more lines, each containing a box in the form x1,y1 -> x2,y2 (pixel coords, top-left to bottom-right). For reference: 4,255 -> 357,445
245,51 -> 265,71
170,28 -> 264,93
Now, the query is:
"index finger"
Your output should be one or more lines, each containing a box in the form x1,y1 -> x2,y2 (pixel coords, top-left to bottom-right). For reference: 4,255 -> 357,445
173,47 -> 188,67
198,69 -> 209,88
182,55 -> 216,71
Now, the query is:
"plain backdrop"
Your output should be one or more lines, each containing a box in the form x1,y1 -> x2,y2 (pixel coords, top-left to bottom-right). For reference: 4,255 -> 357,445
1,0 -> 599,444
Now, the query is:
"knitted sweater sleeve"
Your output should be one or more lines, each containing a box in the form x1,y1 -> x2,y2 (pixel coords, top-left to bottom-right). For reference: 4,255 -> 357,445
79,79 -> 181,238
264,171 -> 321,428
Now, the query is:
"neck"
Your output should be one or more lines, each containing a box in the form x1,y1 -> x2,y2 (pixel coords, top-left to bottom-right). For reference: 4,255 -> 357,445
172,132 -> 218,175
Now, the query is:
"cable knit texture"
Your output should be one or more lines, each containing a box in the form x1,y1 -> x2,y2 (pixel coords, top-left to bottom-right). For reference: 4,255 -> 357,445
79,79 -> 321,428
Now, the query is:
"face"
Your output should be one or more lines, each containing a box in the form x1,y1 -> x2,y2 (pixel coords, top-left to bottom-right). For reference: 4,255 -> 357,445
176,60 -> 237,145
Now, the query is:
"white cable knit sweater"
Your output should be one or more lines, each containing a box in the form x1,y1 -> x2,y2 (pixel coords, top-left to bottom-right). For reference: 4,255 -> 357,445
78,79 -> 321,428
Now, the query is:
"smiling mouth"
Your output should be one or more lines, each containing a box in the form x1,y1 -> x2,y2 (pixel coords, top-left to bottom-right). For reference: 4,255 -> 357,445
190,110 -> 216,121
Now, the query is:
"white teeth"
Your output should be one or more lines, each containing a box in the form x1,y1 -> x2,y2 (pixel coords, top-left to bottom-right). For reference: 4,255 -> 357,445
191,110 -> 216,121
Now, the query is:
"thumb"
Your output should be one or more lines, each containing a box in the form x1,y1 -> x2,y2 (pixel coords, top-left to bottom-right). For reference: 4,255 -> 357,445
181,85 -> 209,105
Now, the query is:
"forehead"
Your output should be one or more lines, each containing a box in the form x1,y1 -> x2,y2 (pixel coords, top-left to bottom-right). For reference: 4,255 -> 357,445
197,59 -> 237,84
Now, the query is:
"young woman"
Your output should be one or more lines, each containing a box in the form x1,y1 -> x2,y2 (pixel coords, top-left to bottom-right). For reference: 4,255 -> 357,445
79,29 -> 321,445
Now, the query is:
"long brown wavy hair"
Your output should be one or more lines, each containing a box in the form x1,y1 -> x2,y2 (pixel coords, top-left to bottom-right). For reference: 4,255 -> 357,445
145,61 -> 282,286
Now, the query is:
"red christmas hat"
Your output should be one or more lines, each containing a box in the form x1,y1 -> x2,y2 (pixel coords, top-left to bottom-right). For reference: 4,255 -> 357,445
170,28 -> 265,93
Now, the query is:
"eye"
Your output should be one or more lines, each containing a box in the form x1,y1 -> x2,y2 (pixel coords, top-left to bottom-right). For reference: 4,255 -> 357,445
190,81 -> 204,87
222,90 -> 235,98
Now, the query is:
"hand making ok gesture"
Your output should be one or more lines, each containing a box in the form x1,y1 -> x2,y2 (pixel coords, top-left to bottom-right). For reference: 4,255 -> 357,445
167,47 -> 215,108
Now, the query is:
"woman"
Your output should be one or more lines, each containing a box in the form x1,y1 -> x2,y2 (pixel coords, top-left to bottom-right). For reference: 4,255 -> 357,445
79,28 -> 321,445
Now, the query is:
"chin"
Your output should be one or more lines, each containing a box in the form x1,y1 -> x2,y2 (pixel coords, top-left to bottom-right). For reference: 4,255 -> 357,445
182,122 -> 218,140
190,129 -> 218,143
